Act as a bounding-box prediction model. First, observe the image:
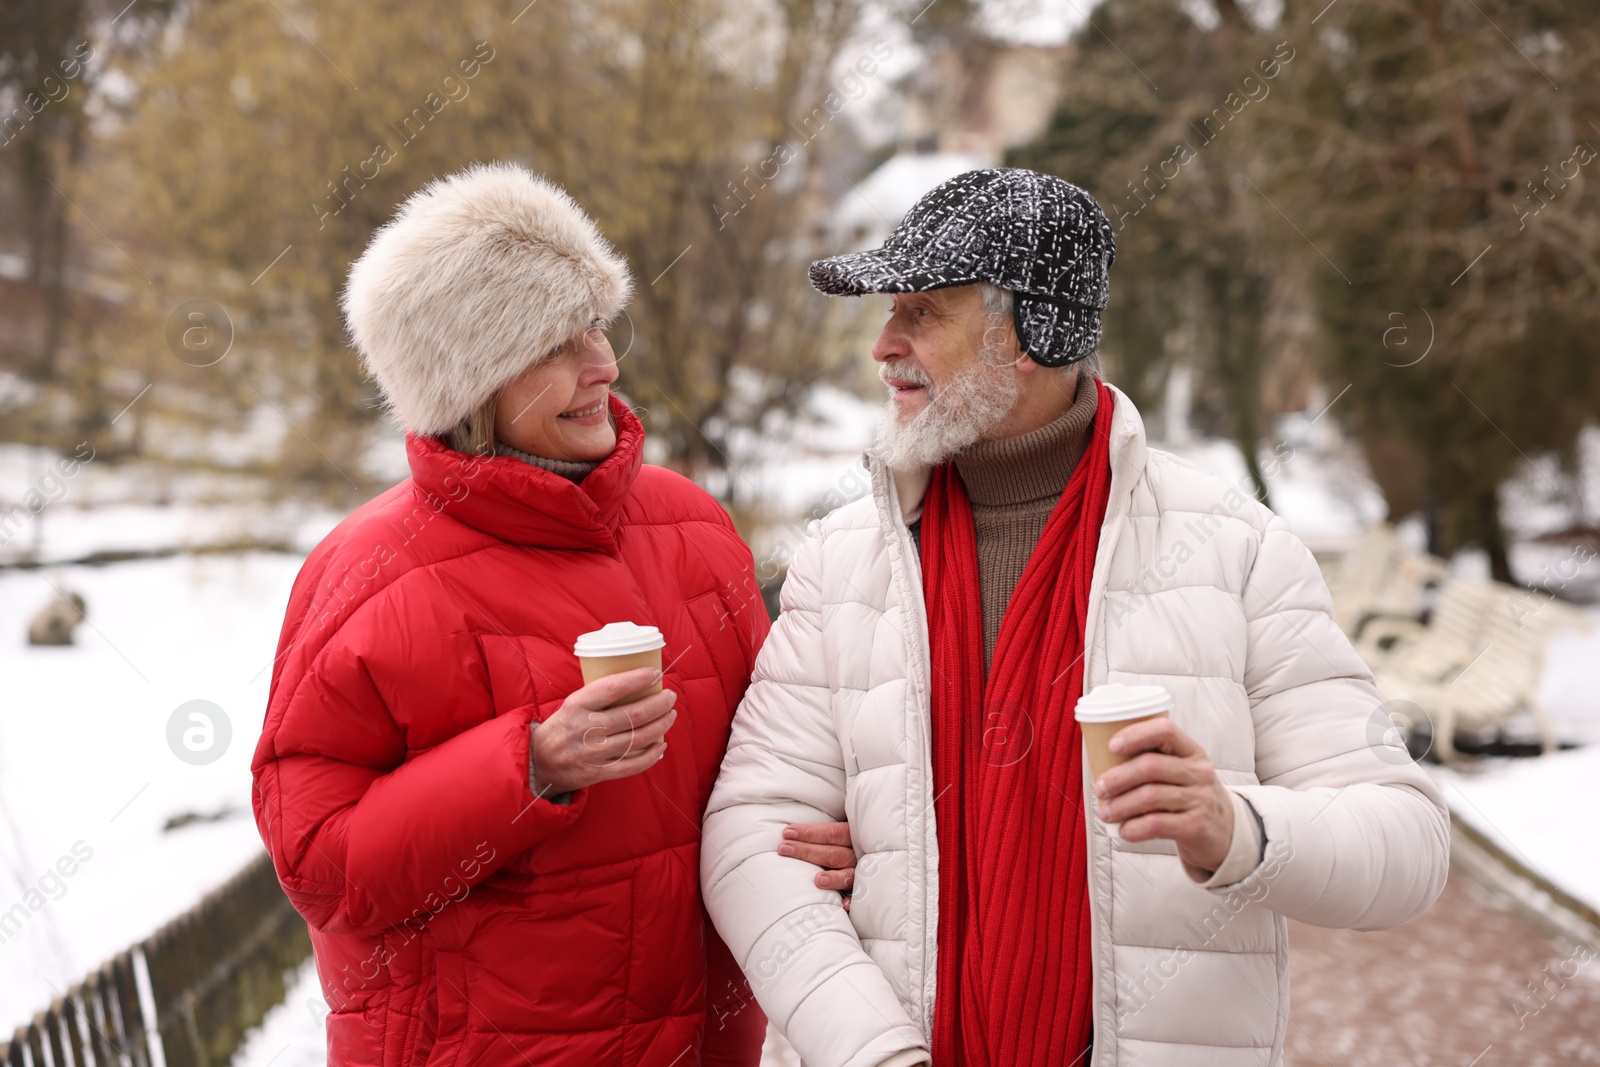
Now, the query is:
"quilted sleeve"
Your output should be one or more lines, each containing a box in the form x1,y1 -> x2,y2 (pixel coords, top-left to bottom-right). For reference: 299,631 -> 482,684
252,622 -> 587,936
701,530 -> 929,1067
1224,515 -> 1450,929
701,914 -> 768,1067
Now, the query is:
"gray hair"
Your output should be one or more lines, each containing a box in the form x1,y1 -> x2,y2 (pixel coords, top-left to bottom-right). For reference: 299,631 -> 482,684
977,282 -> 1102,380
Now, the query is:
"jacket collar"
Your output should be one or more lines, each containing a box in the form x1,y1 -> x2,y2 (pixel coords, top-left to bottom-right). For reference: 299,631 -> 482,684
1100,383 -> 1149,526
868,381 -> 1148,529
405,393 -> 644,553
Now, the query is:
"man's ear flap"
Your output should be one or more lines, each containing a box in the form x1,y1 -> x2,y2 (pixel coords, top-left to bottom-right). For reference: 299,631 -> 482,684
1012,296 -> 1039,365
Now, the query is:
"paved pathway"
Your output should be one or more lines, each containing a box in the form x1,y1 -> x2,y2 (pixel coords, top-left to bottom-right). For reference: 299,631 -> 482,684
760,873 -> 1600,1066
1285,873 -> 1600,1066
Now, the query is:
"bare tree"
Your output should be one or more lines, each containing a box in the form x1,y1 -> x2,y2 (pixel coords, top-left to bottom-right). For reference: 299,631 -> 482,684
73,0 -> 871,506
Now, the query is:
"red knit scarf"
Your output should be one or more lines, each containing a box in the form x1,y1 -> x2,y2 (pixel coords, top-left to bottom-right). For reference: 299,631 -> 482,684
921,380 -> 1114,1066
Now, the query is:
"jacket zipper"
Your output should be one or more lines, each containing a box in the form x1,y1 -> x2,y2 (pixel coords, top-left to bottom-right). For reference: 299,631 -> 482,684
870,456 -> 939,1036
1077,397 -> 1141,1065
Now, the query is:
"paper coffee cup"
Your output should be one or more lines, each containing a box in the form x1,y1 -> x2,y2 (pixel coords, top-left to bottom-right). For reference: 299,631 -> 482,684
574,622 -> 666,706
1075,683 -> 1173,782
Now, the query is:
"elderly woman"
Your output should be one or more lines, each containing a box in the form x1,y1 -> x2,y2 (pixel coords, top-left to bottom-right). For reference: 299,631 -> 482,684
252,163 -> 776,1067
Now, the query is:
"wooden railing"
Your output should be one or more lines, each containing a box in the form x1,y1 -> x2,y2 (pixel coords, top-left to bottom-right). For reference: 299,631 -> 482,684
1,852 -> 312,1067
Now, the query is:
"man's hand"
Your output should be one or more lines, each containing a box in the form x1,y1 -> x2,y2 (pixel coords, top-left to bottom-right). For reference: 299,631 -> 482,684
779,822 -> 857,911
1093,716 -> 1234,875
530,667 -> 676,796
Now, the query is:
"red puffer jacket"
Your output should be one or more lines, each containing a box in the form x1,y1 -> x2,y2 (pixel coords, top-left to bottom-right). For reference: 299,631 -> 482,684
252,396 -> 770,1067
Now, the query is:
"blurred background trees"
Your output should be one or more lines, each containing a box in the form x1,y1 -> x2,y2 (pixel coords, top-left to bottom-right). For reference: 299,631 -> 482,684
1011,0 -> 1302,507
0,0 -> 177,447
1013,0 -> 1600,579
1286,0 -> 1600,581
3,0 -> 885,506
1,0 -> 1597,580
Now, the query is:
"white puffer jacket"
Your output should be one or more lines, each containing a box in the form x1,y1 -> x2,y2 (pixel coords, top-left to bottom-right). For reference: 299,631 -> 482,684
702,386 -> 1449,1067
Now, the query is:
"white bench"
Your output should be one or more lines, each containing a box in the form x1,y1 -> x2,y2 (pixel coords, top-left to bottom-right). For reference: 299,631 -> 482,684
1367,581 -> 1590,760
1322,524 -> 1449,637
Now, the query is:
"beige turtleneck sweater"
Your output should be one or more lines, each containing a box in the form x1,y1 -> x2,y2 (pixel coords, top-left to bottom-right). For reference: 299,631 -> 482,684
950,372 -> 1099,669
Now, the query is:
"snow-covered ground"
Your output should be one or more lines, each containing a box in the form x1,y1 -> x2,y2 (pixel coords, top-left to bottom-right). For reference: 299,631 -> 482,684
0,441 -> 349,1031
0,442 -> 349,567
1419,601 -> 1600,914
1432,740 -> 1600,917
231,957 -> 328,1067
0,551 -> 304,1029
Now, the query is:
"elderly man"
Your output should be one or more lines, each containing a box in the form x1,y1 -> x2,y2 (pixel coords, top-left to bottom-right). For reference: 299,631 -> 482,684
700,168 -> 1449,1067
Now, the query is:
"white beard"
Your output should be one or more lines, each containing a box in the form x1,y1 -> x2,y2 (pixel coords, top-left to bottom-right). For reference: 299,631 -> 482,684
872,357 -> 1021,471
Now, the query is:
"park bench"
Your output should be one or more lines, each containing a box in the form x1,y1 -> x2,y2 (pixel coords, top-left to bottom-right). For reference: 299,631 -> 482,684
1321,524 -> 1450,638
1363,579 -> 1591,761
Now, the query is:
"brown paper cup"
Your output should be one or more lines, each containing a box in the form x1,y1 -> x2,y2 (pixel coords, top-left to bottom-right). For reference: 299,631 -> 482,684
577,648 -> 663,706
573,622 -> 667,708
1075,683 -> 1175,785
1080,710 -> 1170,782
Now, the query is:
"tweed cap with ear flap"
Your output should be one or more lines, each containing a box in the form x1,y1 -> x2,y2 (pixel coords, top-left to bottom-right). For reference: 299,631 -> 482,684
809,167 -> 1115,367
342,162 -> 633,435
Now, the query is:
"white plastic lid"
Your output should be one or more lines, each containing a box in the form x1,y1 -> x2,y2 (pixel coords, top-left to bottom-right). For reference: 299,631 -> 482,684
1074,683 -> 1173,723
573,621 -> 665,657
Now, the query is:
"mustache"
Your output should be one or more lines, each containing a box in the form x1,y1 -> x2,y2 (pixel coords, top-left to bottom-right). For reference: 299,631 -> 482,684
879,361 -> 933,388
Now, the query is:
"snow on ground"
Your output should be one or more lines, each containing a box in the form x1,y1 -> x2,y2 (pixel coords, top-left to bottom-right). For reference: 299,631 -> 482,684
0,499 -> 342,565
1430,740 -> 1600,917
1539,610 -> 1600,746
230,956 -> 327,1067
0,442 -> 350,567
1416,601 -> 1600,926
1500,424 -> 1600,542
0,551 -> 302,1031
1385,600 -> 1600,923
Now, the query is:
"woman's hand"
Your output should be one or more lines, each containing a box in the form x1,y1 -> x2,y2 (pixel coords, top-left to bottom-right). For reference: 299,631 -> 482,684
780,821 -> 857,910
530,668 -> 677,796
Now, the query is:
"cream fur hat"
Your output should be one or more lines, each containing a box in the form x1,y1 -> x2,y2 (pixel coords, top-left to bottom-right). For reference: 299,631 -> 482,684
343,162 -> 633,435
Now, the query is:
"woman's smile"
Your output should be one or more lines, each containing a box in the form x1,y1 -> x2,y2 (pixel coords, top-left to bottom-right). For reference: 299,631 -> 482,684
557,398 -> 608,423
